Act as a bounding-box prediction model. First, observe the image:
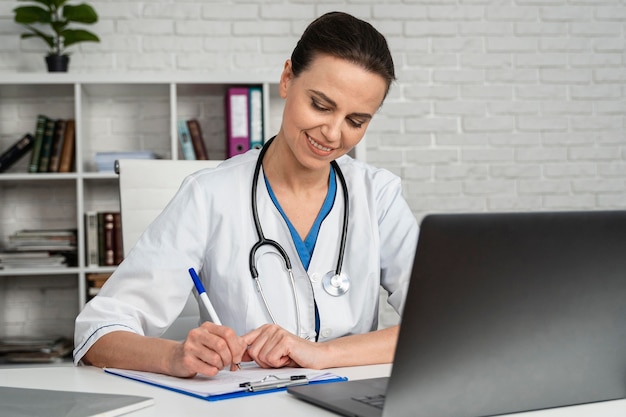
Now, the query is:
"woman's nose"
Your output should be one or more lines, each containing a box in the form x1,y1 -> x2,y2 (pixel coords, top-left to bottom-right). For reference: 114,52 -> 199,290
321,116 -> 342,143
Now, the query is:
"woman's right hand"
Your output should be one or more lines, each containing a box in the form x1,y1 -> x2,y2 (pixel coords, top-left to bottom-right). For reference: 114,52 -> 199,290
170,321 -> 248,377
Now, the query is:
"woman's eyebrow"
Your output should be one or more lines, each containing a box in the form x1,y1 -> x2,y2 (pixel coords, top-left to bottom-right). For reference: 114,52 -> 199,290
309,89 -> 374,120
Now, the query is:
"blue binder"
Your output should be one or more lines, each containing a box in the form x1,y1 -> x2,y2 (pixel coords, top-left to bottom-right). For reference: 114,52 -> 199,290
248,86 -> 264,150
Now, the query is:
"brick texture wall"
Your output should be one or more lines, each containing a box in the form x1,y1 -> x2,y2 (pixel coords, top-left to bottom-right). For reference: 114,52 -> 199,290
0,0 -> 624,336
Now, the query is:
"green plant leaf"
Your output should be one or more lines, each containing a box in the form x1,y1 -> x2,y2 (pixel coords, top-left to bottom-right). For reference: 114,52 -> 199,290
61,29 -> 100,48
13,6 -> 51,24
51,20 -> 69,34
63,4 -> 98,24
14,0 -> 100,54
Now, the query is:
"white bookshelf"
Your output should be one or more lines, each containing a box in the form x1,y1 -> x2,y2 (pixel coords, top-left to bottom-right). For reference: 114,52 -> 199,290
0,73 -> 283,313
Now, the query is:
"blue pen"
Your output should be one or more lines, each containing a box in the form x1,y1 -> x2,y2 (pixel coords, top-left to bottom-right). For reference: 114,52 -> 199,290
188,267 -> 222,325
189,268 -> 242,370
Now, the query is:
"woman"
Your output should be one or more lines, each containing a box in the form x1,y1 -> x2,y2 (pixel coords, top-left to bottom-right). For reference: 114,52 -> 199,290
74,11 -> 418,378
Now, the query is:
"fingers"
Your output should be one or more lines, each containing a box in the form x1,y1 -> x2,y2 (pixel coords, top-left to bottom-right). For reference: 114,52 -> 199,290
180,322 -> 247,376
177,322 -> 316,373
243,324 -> 303,369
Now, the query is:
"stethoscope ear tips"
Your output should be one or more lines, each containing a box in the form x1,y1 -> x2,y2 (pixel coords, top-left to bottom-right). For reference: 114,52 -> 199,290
322,271 -> 350,296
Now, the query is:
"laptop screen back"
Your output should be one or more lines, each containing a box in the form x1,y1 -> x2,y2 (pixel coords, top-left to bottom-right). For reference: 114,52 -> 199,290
384,210 -> 626,417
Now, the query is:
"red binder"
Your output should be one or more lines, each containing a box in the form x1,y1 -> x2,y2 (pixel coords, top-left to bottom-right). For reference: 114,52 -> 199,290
225,87 -> 250,158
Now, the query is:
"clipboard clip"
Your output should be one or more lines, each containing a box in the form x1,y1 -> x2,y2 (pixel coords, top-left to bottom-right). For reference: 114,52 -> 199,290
239,374 -> 309,392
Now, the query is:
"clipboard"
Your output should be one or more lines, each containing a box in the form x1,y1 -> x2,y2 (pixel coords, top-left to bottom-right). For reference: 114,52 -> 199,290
239,374 -> 309,392
104,363 -> 347,402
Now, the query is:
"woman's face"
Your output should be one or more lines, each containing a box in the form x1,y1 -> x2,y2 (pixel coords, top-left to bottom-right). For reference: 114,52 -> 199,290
277,53 -> 387,171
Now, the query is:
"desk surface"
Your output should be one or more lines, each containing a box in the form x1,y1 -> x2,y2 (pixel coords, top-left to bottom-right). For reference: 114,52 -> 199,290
1,364 -> 625,417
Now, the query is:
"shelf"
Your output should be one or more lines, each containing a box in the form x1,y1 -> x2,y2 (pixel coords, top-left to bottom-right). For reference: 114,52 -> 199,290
0,73 -> 284,343
0,173 -> 78,182
0,72 -> 278,86
0,267 -> 80,277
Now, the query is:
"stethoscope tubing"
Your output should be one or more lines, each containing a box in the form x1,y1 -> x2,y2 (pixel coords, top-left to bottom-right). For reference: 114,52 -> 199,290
332,158 -> 349,275
248,137 -> 349,338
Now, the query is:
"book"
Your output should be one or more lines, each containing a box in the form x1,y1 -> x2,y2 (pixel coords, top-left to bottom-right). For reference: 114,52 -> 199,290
98,212 -> 116,266
58,119 -> 75,173
0,133 -> 35,173
37,118 -> 57,172
84,211 -> 99,268
28,115 -> 48,173
47,119 -> 66,172
186,119 -> 209,160
113,212 -> 123,265
105,362 -> 346,402
225,87 -> 250,158
248,86 -> 264,149
95,211 -> 123,266
177,119 -> 196,160
86,272 -> 113,299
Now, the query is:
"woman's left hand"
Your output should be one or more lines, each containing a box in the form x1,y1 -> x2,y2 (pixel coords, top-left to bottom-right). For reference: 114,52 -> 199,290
242,324 -> 326,369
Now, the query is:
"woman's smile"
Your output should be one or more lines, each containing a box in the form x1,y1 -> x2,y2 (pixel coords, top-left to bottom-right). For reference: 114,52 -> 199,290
307,134 -> 333,153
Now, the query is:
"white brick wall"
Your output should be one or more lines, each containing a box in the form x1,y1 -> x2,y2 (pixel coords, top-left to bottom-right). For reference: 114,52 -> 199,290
1,1 -> 625,336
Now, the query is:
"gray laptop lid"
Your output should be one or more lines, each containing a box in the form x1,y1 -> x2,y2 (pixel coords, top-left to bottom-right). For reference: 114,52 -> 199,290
384,210 -> 626,417
0,386 -> 154,417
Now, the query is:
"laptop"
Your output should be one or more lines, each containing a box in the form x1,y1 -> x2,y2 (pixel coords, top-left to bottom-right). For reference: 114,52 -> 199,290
288,210 -> 626,417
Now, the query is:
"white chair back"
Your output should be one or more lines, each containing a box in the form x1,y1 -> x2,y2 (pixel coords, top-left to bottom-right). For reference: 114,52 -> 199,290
116,158 -> 221,340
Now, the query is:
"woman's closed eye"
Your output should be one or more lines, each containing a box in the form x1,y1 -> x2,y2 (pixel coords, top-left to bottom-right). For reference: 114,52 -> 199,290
311,98 -> 366,129
311,98 -> 330,112
347,118 -> 365,129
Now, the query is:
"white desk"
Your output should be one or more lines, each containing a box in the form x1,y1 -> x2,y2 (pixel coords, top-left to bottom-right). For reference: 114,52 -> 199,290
1,364 -> 625,417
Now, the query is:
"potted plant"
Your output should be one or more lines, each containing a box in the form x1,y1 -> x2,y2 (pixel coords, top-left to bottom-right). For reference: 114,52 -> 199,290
13,0 -> 100,72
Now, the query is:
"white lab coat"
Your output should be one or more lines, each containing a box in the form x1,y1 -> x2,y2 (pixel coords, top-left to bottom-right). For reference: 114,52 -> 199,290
74,149 -> 418,364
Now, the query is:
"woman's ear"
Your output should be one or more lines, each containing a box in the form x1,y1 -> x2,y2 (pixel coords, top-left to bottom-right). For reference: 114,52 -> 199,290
279,60 -> 293,99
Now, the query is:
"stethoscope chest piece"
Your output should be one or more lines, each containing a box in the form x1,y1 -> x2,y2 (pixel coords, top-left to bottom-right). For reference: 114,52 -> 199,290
322,271 -> 350,296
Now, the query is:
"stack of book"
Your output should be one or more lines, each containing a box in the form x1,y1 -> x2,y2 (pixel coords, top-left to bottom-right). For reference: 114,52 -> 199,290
0,115 -> 76,174
4,229 -> 78,268
0,251 -> 67,270
28,115 -> 76,173
177,85 -> 264,161
8,229 -> 77,252
0,336 -> 73,364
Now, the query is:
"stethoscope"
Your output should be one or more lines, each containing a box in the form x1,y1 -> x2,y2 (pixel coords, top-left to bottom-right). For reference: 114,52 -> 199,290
248,137 -> 350,337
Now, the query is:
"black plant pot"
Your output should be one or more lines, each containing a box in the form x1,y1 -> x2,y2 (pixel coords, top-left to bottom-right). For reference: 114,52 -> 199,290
45,55 -> 70,72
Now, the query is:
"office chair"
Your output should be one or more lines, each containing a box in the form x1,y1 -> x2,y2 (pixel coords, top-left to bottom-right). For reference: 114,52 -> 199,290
116,158 -> 221,340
